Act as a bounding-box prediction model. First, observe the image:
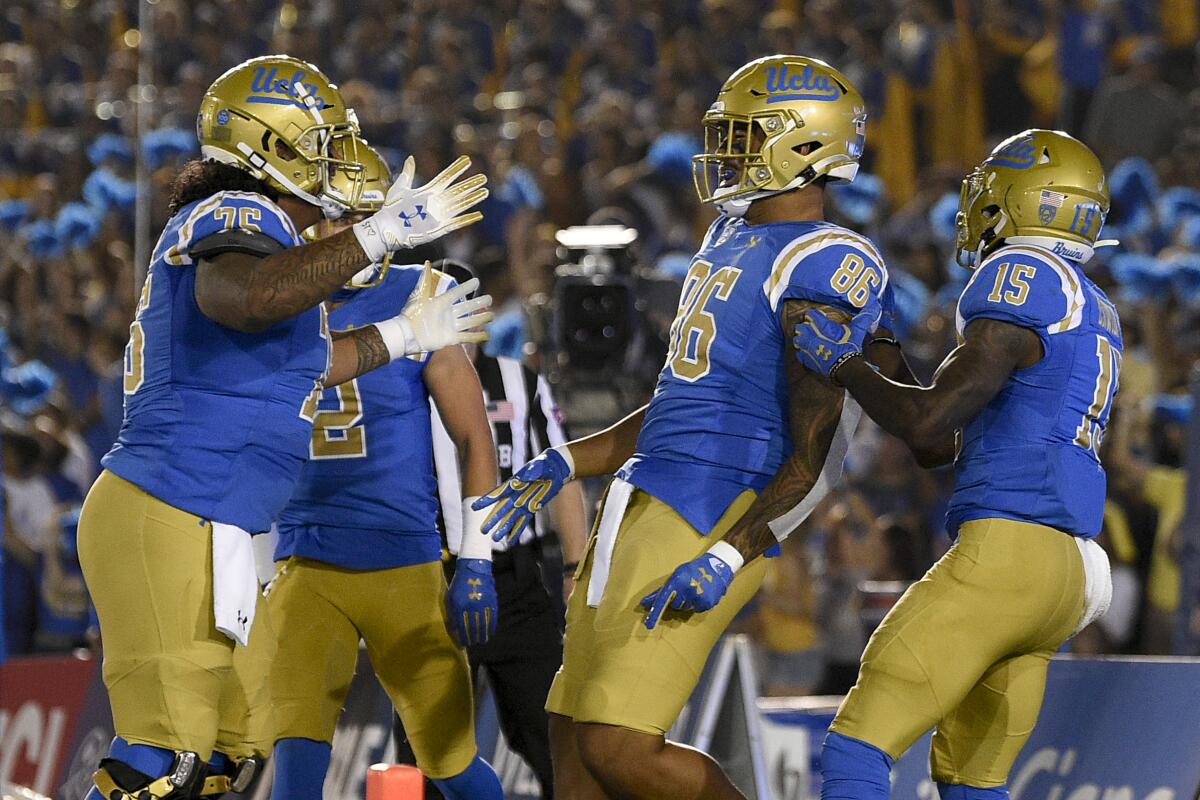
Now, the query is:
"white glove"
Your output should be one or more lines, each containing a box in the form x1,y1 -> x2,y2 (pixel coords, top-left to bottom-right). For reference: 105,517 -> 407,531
352,155 -> 488,263
373,262 -> 493,358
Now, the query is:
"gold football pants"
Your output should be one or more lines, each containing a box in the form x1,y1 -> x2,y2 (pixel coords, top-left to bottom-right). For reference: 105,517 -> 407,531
77,470 -> 276,760
266,556 -> 476,779
547,488 -> 768,735
831,517 -> 1087,786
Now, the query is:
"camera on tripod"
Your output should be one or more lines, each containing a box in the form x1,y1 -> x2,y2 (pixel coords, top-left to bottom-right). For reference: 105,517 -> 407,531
551,224 -> 640,374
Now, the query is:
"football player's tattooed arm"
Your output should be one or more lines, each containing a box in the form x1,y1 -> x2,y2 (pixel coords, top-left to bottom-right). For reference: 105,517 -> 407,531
562,404 -> 648,477
324,326 -> 392,387
836,318 -> 1041,463
720,300 -> 847,563
195,228 -> 372,333
863,338 -> 955,467
424,345 -> 500,495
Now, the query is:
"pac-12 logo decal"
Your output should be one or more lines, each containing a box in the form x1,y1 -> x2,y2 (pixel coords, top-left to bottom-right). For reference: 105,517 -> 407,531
1039,189 -> 1065,225
216,109 -> 231,126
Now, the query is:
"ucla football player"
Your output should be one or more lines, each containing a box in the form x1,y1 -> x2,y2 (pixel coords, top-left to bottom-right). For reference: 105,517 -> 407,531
475,56 -> 909,800
267,147 -> 503,800
78,56 -> 491,800
790,130 -> 1118,798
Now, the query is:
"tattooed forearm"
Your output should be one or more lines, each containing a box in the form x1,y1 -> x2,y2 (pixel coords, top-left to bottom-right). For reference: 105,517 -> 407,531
721,301 -> 847,561
196,228 -> 371,333
837,317 -> 1038,456
326,325 -> 391,386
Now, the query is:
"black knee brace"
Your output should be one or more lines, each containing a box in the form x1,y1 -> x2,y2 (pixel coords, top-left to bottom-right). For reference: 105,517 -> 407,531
198,755 -> 264,796
92,751 -> 206,799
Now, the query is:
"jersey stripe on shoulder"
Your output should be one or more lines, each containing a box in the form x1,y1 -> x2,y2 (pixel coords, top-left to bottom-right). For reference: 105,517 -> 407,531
763,227 -> 888,311
1004,246 -> 1085,334
163,193 -> 226,265
162,191 -> 300,266
221,191 -> 302,241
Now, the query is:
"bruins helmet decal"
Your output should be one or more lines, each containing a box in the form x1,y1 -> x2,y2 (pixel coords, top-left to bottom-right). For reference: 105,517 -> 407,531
693,55 -> 867,212
955,129 -> 1112,267
197,55 -> 365,220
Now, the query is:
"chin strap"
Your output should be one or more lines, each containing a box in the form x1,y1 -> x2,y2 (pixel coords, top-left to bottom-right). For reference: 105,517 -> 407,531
232,142 -> 348,221
713,158 -> 860,217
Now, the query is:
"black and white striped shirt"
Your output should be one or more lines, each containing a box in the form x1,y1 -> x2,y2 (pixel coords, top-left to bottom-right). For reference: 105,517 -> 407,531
434,354 -> 568,553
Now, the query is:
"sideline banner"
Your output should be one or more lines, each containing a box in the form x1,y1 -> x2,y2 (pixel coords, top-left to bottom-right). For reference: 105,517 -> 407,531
7,651 -> 1199,799
0,654 -> 98,797
766,657 -> 1200,799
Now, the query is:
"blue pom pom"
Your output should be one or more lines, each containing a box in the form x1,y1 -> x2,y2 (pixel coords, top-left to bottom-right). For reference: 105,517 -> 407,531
55,202 -> 104,250
0,199 -> 29,231
1107,158 -> 1158,239
18,219 -> 64,259
647,132 -> 702,185
1152,393 -> 1193,425
142,127 -> 198,170
87,133 -> 134,167
829,173 -> 884,226
928,192 -> 960,243
1110,253 -> 1172,302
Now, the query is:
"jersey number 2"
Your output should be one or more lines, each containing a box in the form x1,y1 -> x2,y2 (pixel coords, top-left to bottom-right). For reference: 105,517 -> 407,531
667,260 -> 742,382
310,379 -> 368,459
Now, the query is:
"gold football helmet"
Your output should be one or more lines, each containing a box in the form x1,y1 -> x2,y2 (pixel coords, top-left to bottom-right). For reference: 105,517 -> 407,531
693,55 -> 867,212
303,144 -> 394,288
196,55 -> 365,219
955,129 -> 1111,267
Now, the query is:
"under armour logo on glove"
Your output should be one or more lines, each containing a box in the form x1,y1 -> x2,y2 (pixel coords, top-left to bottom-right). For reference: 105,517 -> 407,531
793,295 -> 882,381
641,552 -> 736,629
398,205 -> 428,227
351,155 -> 488,262
447,559 -> 498,646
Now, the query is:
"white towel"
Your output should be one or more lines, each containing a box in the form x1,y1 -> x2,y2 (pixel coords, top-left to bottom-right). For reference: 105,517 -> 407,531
1072,536 -> 1113,637
586,478 -> 634,608
212,522 -> 260,646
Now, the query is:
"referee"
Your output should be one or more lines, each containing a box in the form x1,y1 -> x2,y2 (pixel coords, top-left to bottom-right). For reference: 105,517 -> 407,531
393,261 -> 588,799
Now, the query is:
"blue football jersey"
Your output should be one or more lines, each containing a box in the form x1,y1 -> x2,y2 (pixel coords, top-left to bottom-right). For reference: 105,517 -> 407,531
102,192 -> 327,533
948,245 -> 1123,538
620,216 -> 888,534
275,265 -> 455,570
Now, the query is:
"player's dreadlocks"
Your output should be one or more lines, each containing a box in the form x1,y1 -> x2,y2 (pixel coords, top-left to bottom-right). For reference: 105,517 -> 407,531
167,159 -> 279,216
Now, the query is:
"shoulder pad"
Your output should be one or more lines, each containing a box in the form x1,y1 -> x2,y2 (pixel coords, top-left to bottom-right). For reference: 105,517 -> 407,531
763,226 -> 889,314
956,246 -> 1083,337
165,192 -> 300,266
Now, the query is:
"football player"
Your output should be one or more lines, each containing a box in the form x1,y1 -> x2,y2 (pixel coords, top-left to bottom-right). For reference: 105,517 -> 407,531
475,56 -> 908,800
77,56 -> 490,800
790,130 -> 1118,798
267,146 -> 503,800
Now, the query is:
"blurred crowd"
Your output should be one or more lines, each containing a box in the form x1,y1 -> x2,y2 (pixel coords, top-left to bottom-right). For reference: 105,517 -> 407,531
0,0 -> 1197,693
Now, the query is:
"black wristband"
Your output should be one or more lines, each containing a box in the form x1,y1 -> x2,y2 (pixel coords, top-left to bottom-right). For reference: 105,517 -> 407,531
829,351 -> 865,385
562,561 -> 580,573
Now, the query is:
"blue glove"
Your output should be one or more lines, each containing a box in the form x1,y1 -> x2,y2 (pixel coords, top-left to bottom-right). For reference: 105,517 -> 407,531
446,558 -> 498,647
792,297 -> 881,380
640,551 -> 736,630
472,447 -> 573,543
